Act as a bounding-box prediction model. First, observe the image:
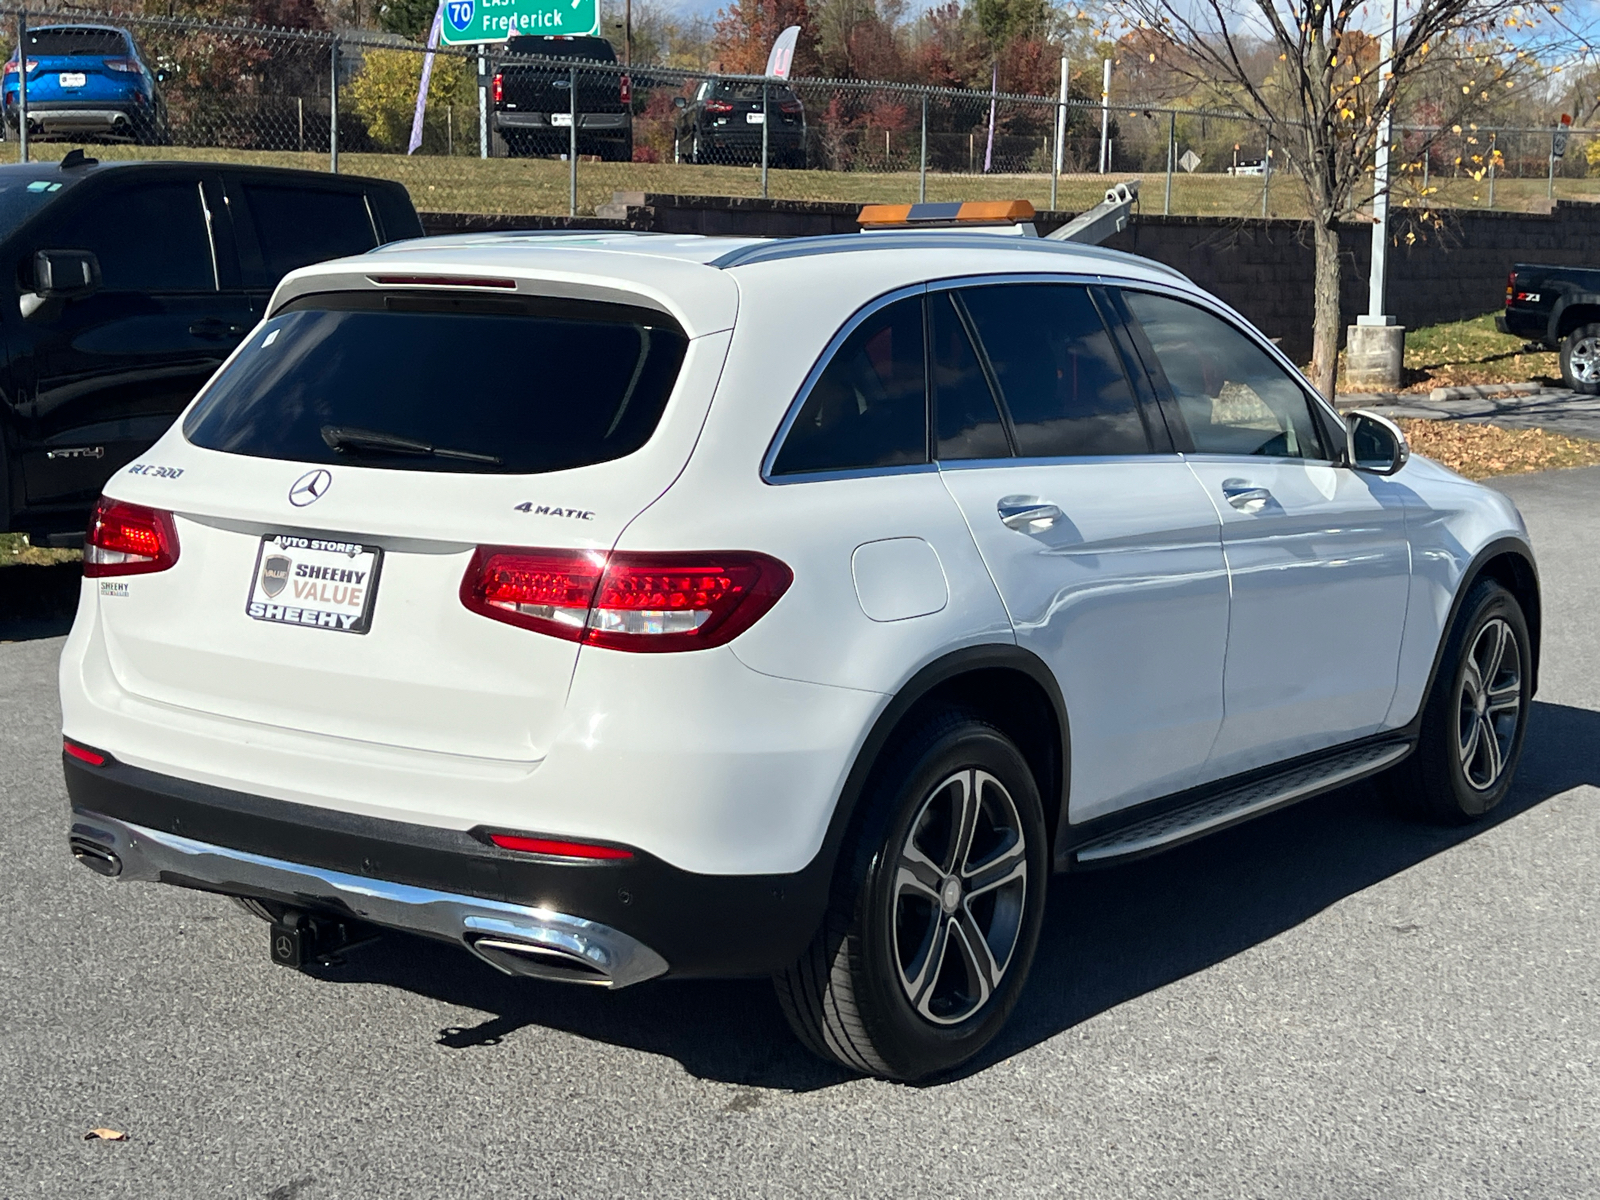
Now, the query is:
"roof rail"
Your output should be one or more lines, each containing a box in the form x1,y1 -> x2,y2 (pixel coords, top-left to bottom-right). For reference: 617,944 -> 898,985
709,231 -> 1190,283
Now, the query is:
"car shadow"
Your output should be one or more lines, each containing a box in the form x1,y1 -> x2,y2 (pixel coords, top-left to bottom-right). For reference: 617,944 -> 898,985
303,699 -> 1599,1092
0,562 -> 79,641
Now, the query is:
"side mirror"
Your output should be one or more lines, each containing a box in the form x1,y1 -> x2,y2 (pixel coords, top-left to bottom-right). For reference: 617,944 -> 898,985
673,96 -> 687,109
21,249 -> 101,319
1346,409 -> 1409,475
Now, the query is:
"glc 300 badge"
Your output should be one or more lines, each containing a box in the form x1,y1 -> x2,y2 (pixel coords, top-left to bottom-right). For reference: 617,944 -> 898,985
289,469 -> 332,507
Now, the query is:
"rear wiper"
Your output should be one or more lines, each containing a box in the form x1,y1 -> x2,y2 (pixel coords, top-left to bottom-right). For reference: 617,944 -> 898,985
321,425 -> 502,466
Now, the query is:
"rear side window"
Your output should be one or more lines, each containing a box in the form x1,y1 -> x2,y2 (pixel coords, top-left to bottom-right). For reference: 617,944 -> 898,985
183,293 -> 687,475
959,284 -> 1149,457
45,181 -> 214,291
770,295 -> 927,476
242,184 -> 377,281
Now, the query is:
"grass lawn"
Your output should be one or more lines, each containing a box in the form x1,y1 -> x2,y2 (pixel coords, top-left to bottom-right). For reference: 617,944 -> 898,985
0,532 -> 78,567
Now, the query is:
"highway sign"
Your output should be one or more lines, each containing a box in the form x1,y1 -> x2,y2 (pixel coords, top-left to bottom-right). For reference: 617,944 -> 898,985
440,0 -> 599,45
1179,149 -> 1201,173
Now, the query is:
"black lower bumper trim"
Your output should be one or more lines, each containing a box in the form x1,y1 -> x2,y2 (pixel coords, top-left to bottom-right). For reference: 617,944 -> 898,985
63,756 -> 829,978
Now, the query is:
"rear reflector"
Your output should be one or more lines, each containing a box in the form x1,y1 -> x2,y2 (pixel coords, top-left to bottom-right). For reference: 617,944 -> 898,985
489,833 -> 633,860
84,497 -> 179,578
461,547 -> 792,652
63,739 -> 107,766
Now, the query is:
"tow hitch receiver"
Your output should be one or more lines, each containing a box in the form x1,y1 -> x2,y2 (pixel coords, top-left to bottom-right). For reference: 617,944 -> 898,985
269,910 -> 378,969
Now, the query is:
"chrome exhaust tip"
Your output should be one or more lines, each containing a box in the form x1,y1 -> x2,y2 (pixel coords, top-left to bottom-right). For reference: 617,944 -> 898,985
468,935 -> 613,985
70,836 -> 121,877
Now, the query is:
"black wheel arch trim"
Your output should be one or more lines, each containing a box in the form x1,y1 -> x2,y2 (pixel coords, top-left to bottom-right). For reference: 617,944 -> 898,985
1547,292 -> 1600,344
1401,535 -> 1540,729
808,642 -> 1072,887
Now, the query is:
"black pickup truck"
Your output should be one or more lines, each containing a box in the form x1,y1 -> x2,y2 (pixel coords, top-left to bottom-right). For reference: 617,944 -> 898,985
491,35 -> 632,162
0,156 -> 421,543
1498,262 -> 1600,393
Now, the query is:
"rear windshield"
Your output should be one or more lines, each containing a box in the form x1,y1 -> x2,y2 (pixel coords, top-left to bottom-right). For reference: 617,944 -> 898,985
505,36 -> 616,62
182,292 -> 688,475
25,28 -> 130,56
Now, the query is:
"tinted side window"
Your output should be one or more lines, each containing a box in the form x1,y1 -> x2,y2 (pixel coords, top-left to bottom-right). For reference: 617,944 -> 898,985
960,283 -> 1148,457
931,292 -> 1010,461
47,181 -> 213,292
770,296 -> 927,476
1124,291 -> 1325,460
243,184 -> 378,281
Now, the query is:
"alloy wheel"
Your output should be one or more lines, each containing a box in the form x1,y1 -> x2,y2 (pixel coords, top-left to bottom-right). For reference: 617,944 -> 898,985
892,768 -> 1028,1026
1569,336 -> 1600,383
1456,616 -> 1522,791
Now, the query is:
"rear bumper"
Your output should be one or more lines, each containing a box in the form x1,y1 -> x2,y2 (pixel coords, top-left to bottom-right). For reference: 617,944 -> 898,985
494,111 -> 629,132
6,99 -> 143,129
1497,308 -> 1547,344
63,754 -> 831,980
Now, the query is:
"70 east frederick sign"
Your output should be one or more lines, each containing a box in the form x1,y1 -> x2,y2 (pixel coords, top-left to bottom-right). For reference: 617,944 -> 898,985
439,0 -> 600,46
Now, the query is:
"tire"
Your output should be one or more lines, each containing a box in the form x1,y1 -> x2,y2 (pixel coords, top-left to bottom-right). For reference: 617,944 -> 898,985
774,712 -> 1049,1082
1386,579 -> 1532,823
1560,323 -> 1600,394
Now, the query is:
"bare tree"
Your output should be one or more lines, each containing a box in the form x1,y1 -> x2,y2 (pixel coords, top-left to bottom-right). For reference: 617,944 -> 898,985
1103,0 -> 1591,398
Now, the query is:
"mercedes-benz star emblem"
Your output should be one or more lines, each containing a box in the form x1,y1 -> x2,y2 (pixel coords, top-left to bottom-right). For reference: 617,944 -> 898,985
274,934 -> 294,959
289,468 -> 332,507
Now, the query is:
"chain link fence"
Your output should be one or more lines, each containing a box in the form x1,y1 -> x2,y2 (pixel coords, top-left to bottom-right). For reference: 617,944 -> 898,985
0,8 -> 1595,220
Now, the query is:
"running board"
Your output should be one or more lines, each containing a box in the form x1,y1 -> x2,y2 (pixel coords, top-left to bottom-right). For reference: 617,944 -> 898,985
1073,741 -> 1411,866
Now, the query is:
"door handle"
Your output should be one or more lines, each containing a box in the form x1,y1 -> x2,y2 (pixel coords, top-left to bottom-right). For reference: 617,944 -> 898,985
189,319 -> 244,341
997,496 -> 1064,533
1221,480 -> 1273,513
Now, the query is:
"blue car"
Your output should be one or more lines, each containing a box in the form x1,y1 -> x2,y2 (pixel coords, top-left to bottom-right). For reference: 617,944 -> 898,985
3,24 -> 169,145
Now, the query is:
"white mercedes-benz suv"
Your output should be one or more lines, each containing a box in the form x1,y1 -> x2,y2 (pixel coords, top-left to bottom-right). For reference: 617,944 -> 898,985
59,227 -> 1538,1081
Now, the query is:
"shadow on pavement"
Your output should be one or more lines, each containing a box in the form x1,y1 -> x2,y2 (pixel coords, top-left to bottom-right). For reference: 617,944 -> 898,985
303,699 -> 1600,1092
0,562 -> 79,641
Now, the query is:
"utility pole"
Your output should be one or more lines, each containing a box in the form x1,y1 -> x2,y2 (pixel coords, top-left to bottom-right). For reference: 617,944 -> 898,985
1097,58 -> 1110,174
1347,0 -> 1404,391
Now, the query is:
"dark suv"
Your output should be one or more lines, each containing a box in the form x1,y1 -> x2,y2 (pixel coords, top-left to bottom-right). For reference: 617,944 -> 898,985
0,156 -> 421,543
673,79 -> 806,168
491,35 -> 632,161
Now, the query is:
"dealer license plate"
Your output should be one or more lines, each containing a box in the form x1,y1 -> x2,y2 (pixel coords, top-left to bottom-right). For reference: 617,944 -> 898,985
59,72 -> 86,88
246,533 -> 382,635
550,112 -> 573,126
745,112 -> 765,124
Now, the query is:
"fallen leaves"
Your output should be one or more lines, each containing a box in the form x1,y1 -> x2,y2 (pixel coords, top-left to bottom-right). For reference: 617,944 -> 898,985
1399,419 -> 1600,479
84,1128 -> 128,1142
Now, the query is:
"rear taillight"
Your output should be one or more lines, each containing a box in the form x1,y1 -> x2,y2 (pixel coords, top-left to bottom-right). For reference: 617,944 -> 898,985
4,58 -> 39,76
619,73 -> 631,104
84,497 -> 179,578
704,99 -> 734,115
492,71 -> 503,104
488,832 -> 632,860
780,99 -> 803,115
63,738 -> 108,766
104,57 -> 141,73
461,547 -> 792,652
1506,271 -> 1516,306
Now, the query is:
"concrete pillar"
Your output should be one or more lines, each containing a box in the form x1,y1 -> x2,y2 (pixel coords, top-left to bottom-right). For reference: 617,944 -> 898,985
1345,318 -> 1405,391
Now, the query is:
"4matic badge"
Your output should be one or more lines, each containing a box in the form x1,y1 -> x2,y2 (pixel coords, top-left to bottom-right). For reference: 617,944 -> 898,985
514,503 -> 595,520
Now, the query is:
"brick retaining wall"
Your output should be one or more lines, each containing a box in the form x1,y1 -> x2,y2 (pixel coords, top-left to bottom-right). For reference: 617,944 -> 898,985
421,195 -> 1600,364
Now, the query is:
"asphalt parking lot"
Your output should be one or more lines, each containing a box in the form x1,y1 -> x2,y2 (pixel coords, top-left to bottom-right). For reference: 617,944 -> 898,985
2,468 -> 1597,1200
